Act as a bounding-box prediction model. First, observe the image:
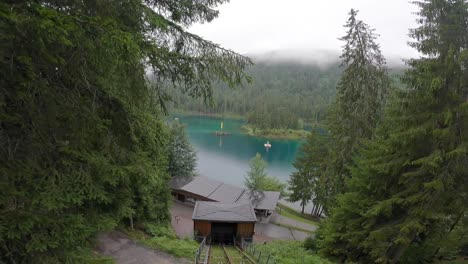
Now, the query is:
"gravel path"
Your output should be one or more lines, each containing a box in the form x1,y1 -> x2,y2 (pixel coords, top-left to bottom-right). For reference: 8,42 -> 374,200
170,201 -> 194,238
96,231 -> 191,264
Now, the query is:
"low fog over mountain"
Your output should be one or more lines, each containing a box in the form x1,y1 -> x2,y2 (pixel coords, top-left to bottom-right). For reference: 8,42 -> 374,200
248,49 -> 407,69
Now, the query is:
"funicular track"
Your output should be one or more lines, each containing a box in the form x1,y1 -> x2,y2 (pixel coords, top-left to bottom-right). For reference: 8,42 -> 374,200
207,244 -> 255,264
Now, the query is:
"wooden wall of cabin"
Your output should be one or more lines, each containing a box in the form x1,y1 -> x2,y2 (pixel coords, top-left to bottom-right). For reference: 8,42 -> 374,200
237,223 -> 255,238
194,221 -> 211,236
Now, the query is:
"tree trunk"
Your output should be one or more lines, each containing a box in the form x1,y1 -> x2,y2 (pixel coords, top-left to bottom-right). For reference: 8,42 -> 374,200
318,206 -> 324,217
431,212 -> 464,259
301,203 -> 305,214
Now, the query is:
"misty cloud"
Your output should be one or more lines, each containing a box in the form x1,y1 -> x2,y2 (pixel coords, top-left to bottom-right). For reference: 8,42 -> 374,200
189,0 -> 421,64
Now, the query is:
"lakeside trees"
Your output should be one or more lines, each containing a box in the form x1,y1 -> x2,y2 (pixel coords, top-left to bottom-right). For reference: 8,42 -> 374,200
326,9 -> 391,202
288,131 -> 330,215
0,0 -> 250,262
167,122 -> 197,178
318,1 -> 468,262
245,153 -> 286,196
288,9 -> 391,217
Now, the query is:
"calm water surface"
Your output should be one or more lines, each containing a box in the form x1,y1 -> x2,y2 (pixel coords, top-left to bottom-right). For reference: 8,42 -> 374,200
178,115 -> 303,187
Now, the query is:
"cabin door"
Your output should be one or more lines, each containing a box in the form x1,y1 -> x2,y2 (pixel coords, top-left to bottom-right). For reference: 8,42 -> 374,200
211,223 -> 237,244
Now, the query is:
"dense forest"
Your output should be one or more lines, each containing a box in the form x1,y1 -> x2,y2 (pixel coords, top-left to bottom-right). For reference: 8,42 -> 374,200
167,60 -> 405,130
1,0 -> 466,263
167,62 -> 342,129
0,0 -> 249,262
289,2 -> 468,263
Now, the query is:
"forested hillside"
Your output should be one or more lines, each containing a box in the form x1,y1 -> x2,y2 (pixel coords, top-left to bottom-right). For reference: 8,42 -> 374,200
168,60 -> 405,130
167,62 -> 342,129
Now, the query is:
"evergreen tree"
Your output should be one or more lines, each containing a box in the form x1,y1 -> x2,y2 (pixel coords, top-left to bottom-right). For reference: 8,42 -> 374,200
244,153 -> 268,191
167,122 -> 197,177
318,1 -> 468,262
244,153 -> 286,195
288,131 -> 330,214
0,0 -> 250,262
327,9 -> 391,200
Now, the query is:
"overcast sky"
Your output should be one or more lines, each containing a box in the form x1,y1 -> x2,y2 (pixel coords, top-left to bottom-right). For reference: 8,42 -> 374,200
190,0 -> 420,64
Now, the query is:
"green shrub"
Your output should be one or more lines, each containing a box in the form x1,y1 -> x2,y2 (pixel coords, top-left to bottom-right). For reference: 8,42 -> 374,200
304,236 -> 318,253
126,224 -> 198,259
143,237 -> 198,258
255,240 -> 332,264
145,223 -> 177,239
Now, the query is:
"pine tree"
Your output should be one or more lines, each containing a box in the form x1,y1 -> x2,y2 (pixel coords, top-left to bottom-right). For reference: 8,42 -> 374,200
327,9 -> 390,200
318,1 -> 468,262
245,153 -> 268,191
168,122 -> 197,177
0,0 -> 250,262
288,131 -> 330,214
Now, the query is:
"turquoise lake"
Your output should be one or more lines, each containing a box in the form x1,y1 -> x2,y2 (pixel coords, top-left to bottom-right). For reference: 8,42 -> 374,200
177,115 -> 303,187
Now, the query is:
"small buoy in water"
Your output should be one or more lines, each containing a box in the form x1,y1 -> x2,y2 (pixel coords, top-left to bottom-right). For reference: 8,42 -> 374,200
264,141 -> 271,148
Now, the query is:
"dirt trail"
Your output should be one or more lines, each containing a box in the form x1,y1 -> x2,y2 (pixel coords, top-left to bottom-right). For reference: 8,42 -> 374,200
96,231 -> 191,264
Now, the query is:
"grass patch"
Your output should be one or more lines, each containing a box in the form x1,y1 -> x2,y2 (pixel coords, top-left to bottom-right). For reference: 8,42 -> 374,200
273,222 -> 314,234
277,203 -> 320,226
211,245 -> 229,263
125,224 -> 198,259
251,240 -> 332,264
73,248 -> 115,264
241,125 -> 309,140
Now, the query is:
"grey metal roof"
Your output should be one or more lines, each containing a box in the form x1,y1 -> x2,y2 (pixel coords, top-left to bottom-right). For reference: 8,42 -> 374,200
192,202 -> 257,222
169,176 -> 194,190
236,190 -> 280,211
208,183 -> 245,203
180,176 -> 223,197
170,176 -> 280,211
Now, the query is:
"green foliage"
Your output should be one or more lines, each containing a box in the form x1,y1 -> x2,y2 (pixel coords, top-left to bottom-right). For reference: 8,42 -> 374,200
276,203 -> 319,226
326,9 -> 391,201
145,223 -> 177,239
0,0 -> 250,262
242,124 -> 309,140
288,130 -> 330,214
143,237 -> 198,258
244,153 -> 285,195
168,62 -> 343,129
260,176 -> 287,196
254,240 -> 332,264
68,249 -> 115,264
126,227 -> 197,259
167,121 -> 197,177
318,1 -> 468,262
244,153 -> 269,191
304,236 -> 318,253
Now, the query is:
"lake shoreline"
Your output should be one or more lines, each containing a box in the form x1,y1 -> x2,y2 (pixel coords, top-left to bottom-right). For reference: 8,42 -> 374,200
172,110 -> 245,120
241,124 -> 309,140
174,110 -> 310,140
180,115 -> 301,185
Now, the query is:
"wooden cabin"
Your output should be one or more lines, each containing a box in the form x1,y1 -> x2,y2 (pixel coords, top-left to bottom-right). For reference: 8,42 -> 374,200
170,176 -> 280,218
192,201 -> 256,244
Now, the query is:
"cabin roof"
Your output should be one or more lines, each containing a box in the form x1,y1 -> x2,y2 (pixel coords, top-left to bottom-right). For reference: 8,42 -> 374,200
236,190 -> 281,211
192,201 -> 257,223
181,176 -> 223,197
169,176 -> 280,211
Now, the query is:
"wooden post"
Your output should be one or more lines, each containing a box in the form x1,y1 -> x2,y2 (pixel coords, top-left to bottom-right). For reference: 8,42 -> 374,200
266,254 -> 271,264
